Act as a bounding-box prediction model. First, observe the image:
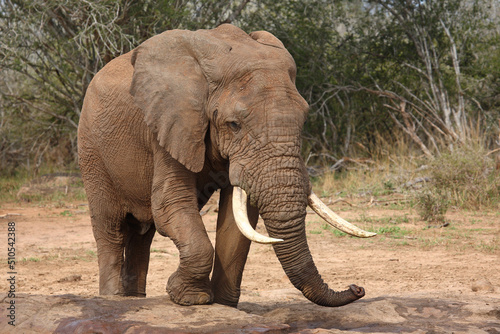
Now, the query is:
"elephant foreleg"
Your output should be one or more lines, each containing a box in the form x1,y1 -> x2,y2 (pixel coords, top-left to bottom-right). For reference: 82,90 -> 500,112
211,186 -> 259,307
156,209 -> 214,305
151,155 -> 214,305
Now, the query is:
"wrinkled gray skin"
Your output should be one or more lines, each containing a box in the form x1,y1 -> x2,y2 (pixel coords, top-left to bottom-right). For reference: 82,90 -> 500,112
78,24 -> 365,307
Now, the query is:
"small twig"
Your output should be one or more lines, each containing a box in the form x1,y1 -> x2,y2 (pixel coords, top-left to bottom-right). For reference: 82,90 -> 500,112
0,213 -> 22,219
330,198 -> 356,207
329,157 -> 375,171
427,222 -> 450,229
218,0 -> 251,25
367,199 -> 410,205
330,157 -> 345,171
486,148 -> 500,156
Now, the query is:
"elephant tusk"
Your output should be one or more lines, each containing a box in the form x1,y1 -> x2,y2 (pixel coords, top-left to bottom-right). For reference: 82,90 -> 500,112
308,192 -> 377,238
232,187 -> 284,244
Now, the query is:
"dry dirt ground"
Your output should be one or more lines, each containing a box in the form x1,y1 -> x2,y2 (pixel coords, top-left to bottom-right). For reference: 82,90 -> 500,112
0,193 -> 499,333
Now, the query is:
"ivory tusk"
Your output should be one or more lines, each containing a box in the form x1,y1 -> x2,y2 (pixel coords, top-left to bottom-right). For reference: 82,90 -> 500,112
308,192 -> 377,238
232,187 -> 284,244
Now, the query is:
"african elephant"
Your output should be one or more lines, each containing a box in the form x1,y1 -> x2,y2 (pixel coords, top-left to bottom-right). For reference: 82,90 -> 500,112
77,24 -> 375,308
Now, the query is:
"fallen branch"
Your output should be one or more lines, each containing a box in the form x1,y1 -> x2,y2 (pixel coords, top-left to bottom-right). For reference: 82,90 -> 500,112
403,177 -> 431,188
366,198 -> 410,206
330,157 -> 375,171
427,222 -> 450,229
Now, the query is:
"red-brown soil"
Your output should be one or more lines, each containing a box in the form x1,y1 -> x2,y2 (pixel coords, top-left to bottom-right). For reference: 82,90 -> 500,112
0,194 -> 499,333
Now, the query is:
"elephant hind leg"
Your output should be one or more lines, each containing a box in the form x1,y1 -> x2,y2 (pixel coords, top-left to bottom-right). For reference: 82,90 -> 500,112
121,215 -> 156,297
87,191 -> 127,295
82,155 -> 129,295
79,141 -> 126,295
92,214 -> 127,296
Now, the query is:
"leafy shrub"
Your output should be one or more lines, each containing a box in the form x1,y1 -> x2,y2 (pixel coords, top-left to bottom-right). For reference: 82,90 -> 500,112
417,143 -> 500,221
416,190 -> 450,223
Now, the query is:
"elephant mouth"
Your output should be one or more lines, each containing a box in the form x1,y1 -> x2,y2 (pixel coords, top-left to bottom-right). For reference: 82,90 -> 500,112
231,186 -> 376,244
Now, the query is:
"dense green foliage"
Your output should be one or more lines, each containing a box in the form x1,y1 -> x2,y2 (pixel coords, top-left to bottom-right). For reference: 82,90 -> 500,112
241,0 -> 500,160
1,0 -> 499,174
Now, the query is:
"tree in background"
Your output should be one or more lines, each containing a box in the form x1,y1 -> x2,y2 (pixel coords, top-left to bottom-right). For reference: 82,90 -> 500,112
1,0 -> 185,172
1,0 -> 498,174
362,0 -> 500,156
241,0 -> 499,162
0,0 -> 249,173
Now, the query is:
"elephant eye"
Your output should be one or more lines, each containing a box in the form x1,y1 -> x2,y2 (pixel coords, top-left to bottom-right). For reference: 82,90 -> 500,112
227,121 -> 241,133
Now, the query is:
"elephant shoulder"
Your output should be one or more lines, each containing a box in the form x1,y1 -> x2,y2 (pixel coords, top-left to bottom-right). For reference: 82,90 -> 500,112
90,52 -> 135,100
82,52 -> 138,125
81,51 -> 145,137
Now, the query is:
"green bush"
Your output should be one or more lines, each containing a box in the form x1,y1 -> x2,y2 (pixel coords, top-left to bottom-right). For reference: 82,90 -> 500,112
416,190 -> 450,223
417,144 -> 500,221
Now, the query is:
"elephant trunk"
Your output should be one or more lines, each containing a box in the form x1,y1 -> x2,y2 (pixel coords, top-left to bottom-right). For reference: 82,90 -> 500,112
263,214 -> 365,307
253,166 -> 364,307
233,144 -> 365,306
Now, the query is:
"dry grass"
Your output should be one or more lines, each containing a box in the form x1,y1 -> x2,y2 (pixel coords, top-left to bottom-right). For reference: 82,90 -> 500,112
313,131 -> 425,199
427,143 -> 500,209
313,130 -> 500,213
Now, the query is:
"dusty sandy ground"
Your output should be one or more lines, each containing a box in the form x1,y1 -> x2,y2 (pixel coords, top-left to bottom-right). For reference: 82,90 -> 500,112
0,194 -> 499,333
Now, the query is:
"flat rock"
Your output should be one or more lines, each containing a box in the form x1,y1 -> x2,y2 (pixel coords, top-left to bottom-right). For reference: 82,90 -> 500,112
1,293 -> 499,333
0,294 -> 286,333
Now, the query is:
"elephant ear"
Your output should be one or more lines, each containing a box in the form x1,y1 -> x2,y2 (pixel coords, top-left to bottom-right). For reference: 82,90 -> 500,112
130,30 -> 213,173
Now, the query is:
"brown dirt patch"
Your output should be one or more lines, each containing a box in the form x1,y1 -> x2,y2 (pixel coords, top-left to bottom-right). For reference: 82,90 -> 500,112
0,196 -> 499,333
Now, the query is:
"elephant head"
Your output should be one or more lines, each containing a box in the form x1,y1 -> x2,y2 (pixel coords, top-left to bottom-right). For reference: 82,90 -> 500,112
128,24 -> 375,307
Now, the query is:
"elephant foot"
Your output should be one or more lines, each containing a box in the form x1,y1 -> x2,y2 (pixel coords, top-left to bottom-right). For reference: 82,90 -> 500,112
212,285 -> 240,307
166,271 -> 214,306
213,296 -> 239,308
122,291 -> 147,297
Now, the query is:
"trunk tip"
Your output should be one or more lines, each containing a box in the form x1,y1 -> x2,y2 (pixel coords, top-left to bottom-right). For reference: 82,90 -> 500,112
349,284 -> 365,298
